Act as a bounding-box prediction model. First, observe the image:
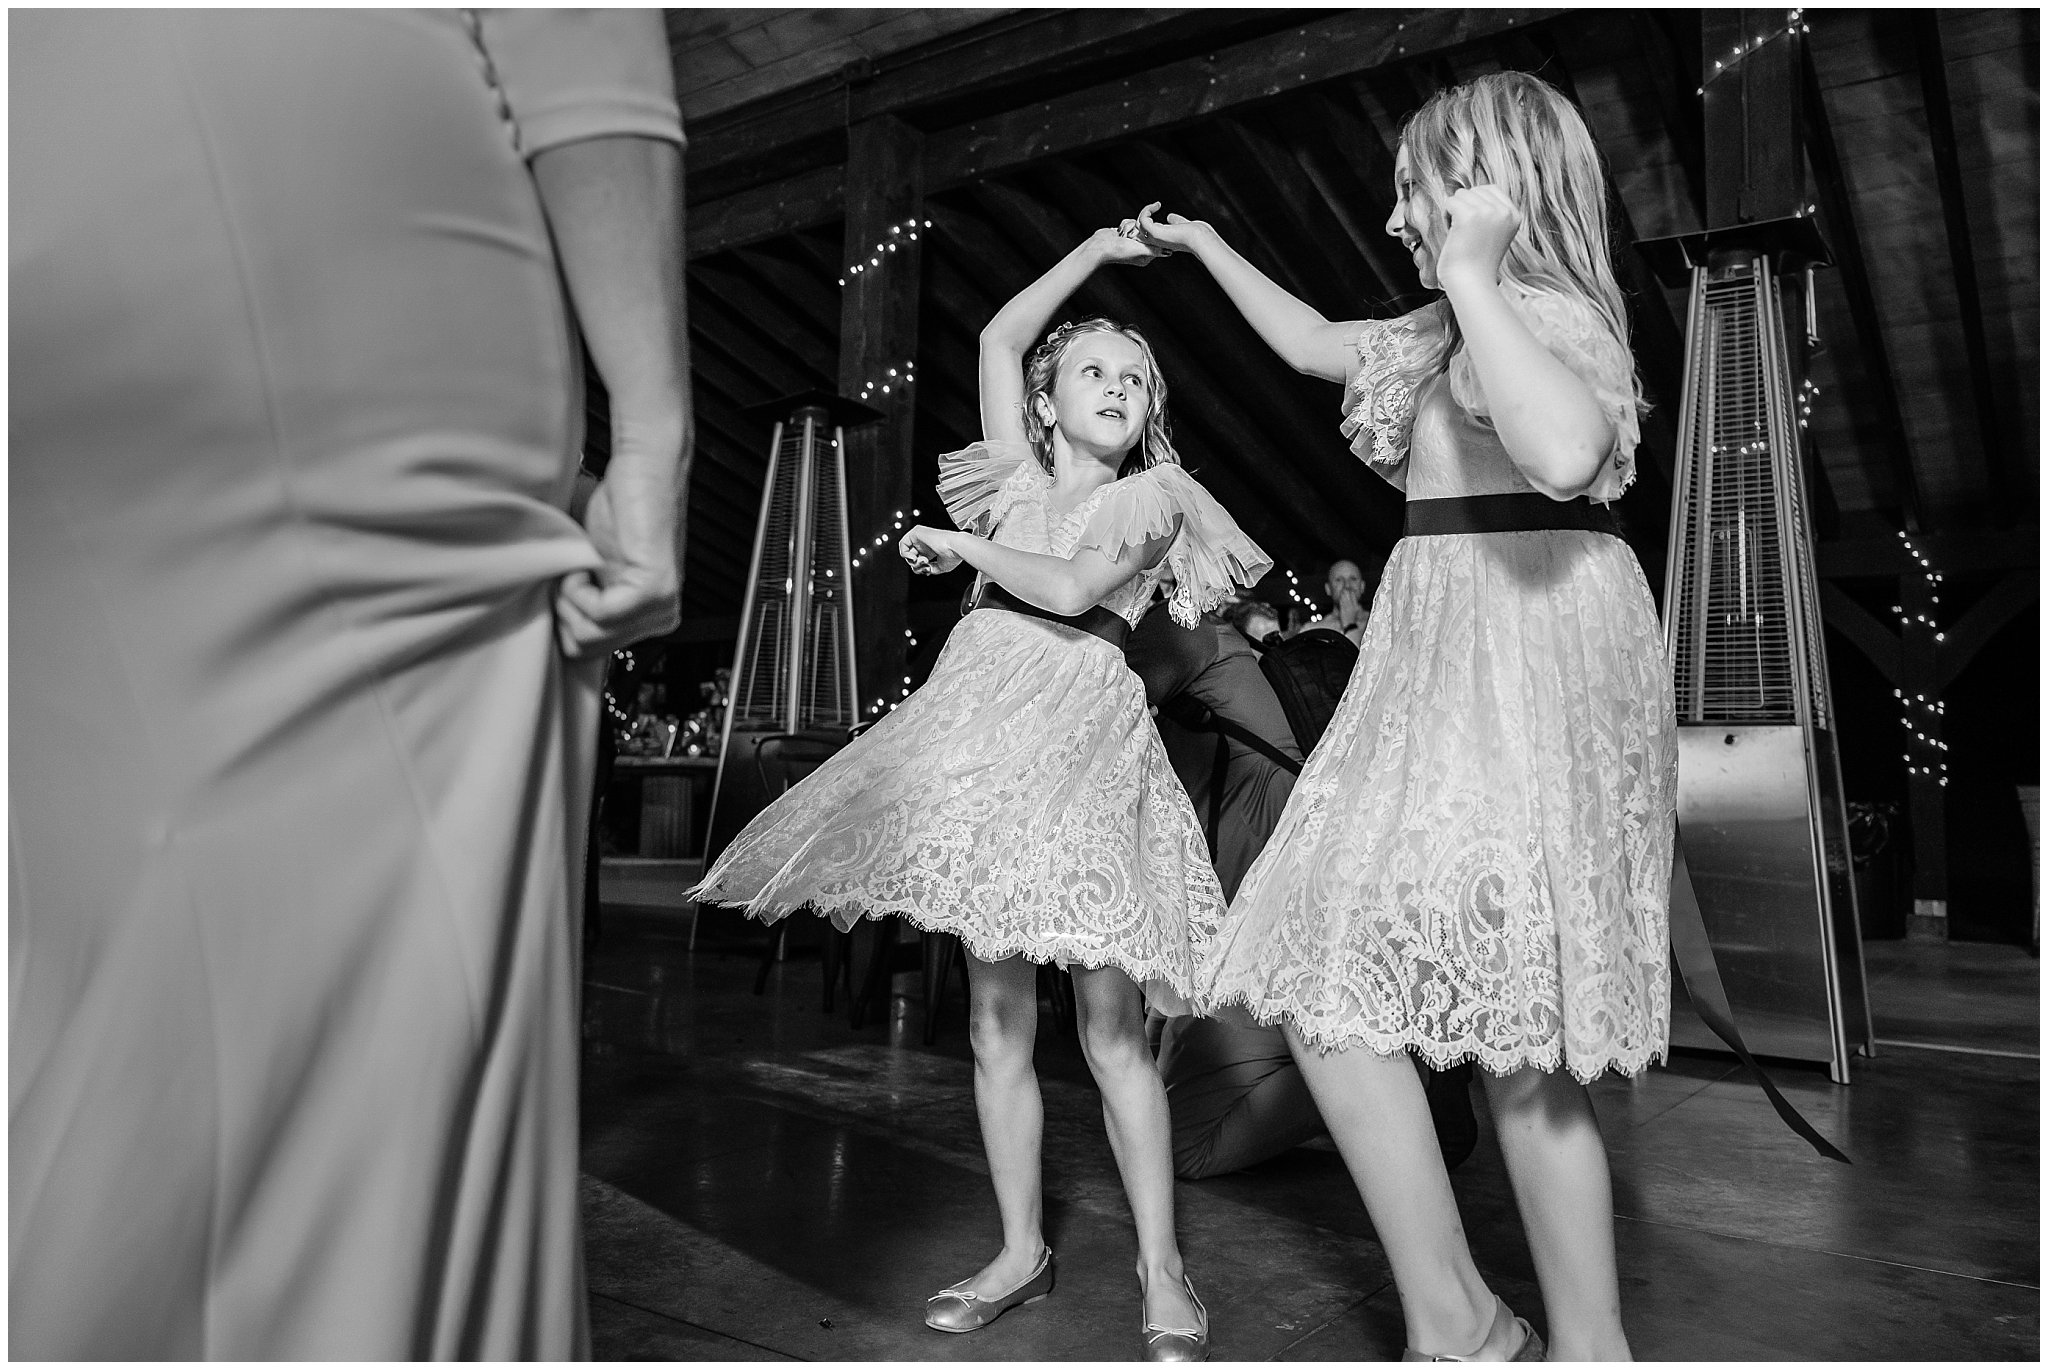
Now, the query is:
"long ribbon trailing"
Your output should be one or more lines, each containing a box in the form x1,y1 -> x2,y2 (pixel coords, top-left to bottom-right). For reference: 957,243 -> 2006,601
1667,836 -> 1853,1164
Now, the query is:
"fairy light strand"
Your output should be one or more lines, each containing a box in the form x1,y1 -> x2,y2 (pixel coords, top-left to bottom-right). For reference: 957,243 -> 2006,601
838,218 -> 934,287
858,359 -> 917,404
1697,9 -> 1808,96
1893,530 -> 1948,787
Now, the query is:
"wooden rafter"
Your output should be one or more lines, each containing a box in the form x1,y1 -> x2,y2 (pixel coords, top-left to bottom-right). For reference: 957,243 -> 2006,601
1914,10 -> 2014,522
689,9 -> 1563,260
1800,41 -> 1927,532
1633,11 -> 1708,223
1198,115 -> 1388,314
1260,94 -> 1420,310
691,262 -> 836,381
684,10 -> 1209,181
925,9 -> 1561,190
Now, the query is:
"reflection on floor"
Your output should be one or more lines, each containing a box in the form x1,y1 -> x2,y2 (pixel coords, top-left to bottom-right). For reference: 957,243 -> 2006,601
580,910 -> 2039,1361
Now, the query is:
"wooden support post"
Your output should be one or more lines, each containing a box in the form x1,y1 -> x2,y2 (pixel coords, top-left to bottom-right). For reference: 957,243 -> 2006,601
1896,545 -> 1950,937
837,114 -> 923,720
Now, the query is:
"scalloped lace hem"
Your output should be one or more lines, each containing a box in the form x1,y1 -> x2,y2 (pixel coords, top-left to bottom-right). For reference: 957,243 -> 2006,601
1201,989 -> 1668,1085
699,893 -> 1203,999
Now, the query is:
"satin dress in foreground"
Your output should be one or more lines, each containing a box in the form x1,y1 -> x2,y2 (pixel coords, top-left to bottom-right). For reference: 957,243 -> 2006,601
10,11 -> 681,1358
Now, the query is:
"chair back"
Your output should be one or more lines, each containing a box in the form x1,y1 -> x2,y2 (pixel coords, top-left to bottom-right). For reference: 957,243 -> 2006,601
754,733 -> 843,796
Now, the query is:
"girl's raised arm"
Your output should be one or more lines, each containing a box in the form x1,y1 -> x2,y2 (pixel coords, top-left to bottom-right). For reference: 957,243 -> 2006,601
1137,203 -> 1360,384
1435,186 -> 1617,499
978,227 -> 1160,444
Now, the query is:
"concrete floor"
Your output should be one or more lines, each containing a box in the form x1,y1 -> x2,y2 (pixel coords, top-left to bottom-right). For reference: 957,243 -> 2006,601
579,911 -> 2039,1361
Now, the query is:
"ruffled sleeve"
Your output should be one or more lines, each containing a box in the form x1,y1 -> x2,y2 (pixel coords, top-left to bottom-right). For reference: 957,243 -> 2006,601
937,439 -> 1040,534
1073,465 -> 1272,628
1338,307 -> 1440,478
1446,286 -> 1642,503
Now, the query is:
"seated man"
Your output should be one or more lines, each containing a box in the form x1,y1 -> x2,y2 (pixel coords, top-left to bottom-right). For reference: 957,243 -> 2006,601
1126,597 -> 1475,1180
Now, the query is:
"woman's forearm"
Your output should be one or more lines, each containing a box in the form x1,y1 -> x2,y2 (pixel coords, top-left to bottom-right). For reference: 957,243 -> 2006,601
1439,271 -> 1613,498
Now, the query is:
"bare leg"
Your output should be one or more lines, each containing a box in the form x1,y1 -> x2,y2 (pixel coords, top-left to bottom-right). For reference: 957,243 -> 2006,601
1069,965 -> 1205,1331
1482,1066 -> 1631,1360
953,950 -> 1048,1294
1284,1028 -> 1499,1356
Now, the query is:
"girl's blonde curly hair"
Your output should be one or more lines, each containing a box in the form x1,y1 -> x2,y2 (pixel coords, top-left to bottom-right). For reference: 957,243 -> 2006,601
1021,317 -> 1182,477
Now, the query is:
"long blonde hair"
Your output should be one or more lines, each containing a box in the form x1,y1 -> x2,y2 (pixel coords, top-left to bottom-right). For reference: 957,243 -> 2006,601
1381,72 -> 1643,419
1022,317 -> 1182,477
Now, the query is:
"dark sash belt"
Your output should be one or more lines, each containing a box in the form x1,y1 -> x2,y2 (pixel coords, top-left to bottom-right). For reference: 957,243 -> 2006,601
975,582 -> 1132,650
1403,492 -> 1622,539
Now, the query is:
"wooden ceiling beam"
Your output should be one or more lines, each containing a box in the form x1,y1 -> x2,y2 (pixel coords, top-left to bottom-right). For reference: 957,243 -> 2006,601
725,242 -> 843,333
927,9 -> 1561,192
1800,42 -> 1927,532
687,281 -> 829,399
689,261 -> 837,382
1913,10 -> 2015,522
692,165 -> 844,260
689,9 -> 1562,259
1116,136 -> 1326,312
1631,11 -> 1708,224
1188,115 -> 1386,315
684,10 -> 1209,179
1260,96 -> 1421,310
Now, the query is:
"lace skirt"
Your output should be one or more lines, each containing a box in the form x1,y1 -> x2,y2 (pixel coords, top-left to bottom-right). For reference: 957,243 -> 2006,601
1200,529 -> 1677,1081
691,608 -> 1225,1012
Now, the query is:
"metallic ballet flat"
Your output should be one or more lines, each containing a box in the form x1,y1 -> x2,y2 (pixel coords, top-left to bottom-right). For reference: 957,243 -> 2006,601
924,1247 -> 1055,1333
1142,1275 -> 1211,1362
1400,1297 -> 1544,1362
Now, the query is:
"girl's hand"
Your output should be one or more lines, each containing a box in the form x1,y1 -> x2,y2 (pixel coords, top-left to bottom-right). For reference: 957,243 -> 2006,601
1435,184 -> 1522,290
1135,201 -> 1214,256
1089,223 -> 1165,268
899,526 -> 964,575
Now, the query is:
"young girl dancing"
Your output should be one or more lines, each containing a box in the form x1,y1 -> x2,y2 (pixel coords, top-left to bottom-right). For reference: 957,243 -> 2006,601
1139,70 -> 1677,1361
692,225 -> 1269,1361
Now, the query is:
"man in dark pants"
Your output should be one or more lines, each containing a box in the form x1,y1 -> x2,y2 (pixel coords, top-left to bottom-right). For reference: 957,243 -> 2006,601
1126,598 -> 1477,1180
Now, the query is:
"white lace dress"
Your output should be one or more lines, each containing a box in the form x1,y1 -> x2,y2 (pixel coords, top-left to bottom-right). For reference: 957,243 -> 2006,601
691,441 -> 1270,1012
1200,288 -> 1679,1081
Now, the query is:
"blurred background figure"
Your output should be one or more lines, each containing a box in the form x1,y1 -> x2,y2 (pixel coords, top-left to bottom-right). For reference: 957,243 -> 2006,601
1220,594 -> 1283,648
10,10 -> 687,1359
1127,599 -> 1475,1181
1298,558 -> 1370,644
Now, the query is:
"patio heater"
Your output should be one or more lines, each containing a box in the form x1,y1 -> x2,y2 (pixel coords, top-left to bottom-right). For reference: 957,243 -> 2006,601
703,391 -> 882,872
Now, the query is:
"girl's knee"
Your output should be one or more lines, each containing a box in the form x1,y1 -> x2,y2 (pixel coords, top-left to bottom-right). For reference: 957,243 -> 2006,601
1076,1005 -> 1149,1077
967,980 -> 1038,1070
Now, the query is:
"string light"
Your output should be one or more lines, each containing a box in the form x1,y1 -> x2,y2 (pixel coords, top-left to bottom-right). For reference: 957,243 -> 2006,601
838,218 -> 935,286
849,508 -> 920,571
1697,10 -> 1807,95
859,359 -> 917,403
1893,532 -> 1949,786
